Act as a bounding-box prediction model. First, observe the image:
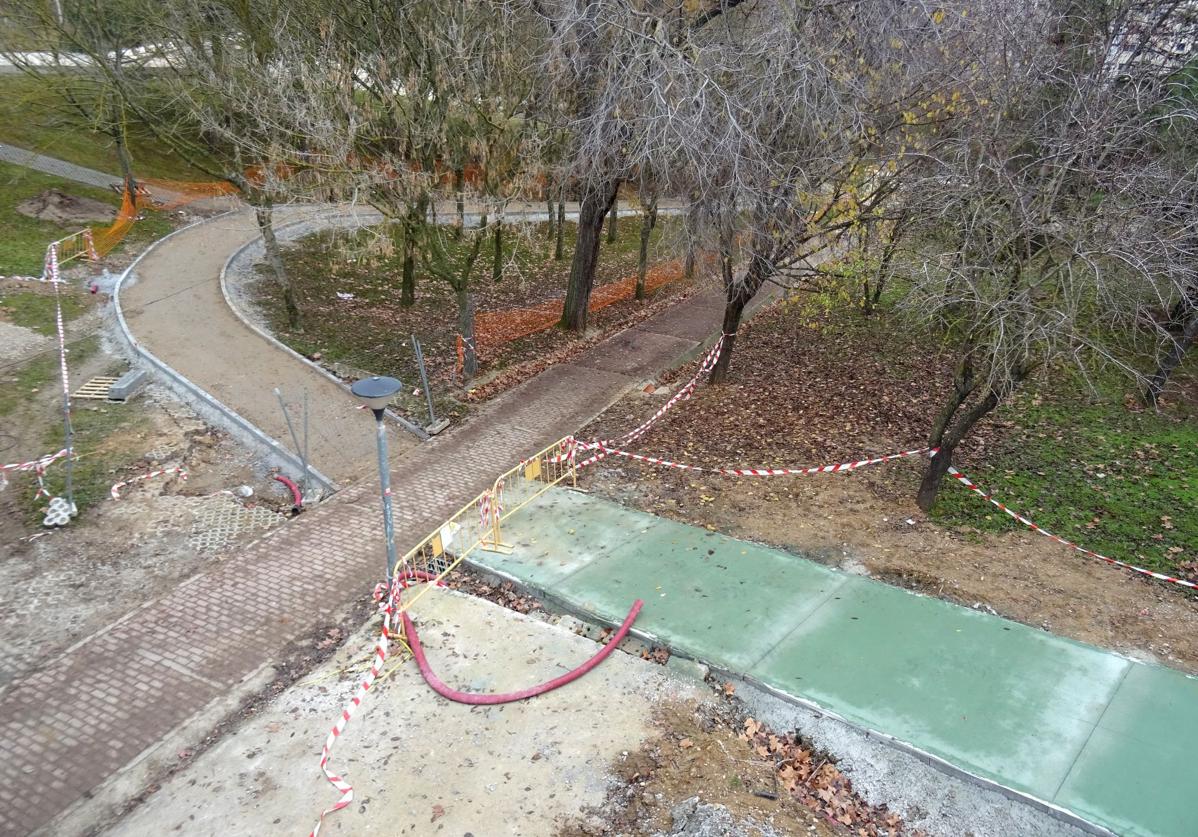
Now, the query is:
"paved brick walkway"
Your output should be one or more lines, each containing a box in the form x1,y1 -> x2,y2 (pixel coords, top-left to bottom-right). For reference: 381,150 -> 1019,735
0,288 -> 764,835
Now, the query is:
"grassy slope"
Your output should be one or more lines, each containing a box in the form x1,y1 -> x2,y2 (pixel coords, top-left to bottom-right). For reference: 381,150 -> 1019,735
932,367 -> 1198,576
0,160 -> 173,275
0,74 -> 209,181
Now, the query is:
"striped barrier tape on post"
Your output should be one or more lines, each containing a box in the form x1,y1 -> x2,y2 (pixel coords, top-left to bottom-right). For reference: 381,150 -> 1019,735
109,467 -> 188,500
946,466 -> 1198,590
53,279 -> 71,408
578,442 -> 936,476
43,242 -> 59,284
309,580 -> 398,837
572,338 -> 725,470
1,449 -> 69,473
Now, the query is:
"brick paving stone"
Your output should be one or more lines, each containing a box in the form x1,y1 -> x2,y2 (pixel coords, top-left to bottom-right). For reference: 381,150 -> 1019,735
0,178 -> 752,834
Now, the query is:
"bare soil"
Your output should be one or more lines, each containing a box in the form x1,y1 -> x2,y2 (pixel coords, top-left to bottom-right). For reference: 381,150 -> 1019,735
0,306 -> 296,688
559,693 -> 920,837
15,188 -> 117,224
579,301 -> 1198,675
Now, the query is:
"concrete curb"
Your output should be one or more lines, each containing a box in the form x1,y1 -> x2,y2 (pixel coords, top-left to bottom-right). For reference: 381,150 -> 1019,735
111,210 -> 340,493
216,206 -> 431,442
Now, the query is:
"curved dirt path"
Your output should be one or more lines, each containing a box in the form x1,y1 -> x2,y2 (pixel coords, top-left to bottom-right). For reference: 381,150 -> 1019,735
120,206 -> 418,484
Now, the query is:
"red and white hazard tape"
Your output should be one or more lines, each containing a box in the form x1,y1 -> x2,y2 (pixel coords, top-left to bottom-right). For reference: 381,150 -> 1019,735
43,242 -> 60,284
109,466 -> 188,500
310,572 -> 448,836
572,338 -> 725,470
1,449 -> 69,498
613,337 -> 723,449
479,480 -> 505,529
577,441 -> 935,476
947,466 -> 1197,590
53,279 -> 71,406
309,580 -> 400,837
1,449 -> 69,473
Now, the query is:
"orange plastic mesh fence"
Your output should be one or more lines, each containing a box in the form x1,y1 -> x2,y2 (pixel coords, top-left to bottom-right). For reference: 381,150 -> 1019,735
473,258 -> 684,357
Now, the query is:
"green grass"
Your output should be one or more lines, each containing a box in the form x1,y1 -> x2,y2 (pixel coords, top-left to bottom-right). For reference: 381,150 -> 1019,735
0,160 -> 174,275
0,354 -> 57,417
933,385 -> 1198,576
0,335 -> 100,417
31,399 -> 152,520
0,289 -> 88,335
3,336 -> 143,519
0,74 -> 211,181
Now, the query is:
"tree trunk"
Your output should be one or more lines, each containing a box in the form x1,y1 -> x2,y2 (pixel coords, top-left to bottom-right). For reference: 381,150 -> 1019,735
635,197 -> 658,300
453,166 -> 465,238
457,283 -> 478,379
492,216 -> 503,283
401,195 -> 427,307
683,242 -> 696,281
561,179 -> 619,331
916,373 -> 1016,511
546,187 -> 556,248
916,444 -> 957,512
708,292 -> 748,384
402,233 -> 417,307
709,246 -> 767,384
606,195 -> 618,243
1144,310 -> 1198,405
554,195 -> 565,261
113,128 -> 138,208
255,199 -> 300,330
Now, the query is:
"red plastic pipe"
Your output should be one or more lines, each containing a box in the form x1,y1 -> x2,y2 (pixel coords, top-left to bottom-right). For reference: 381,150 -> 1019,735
400,593 -> 644,706
273,474 -> 303,509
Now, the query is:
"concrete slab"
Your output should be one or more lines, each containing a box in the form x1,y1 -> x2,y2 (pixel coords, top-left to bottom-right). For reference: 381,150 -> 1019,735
484,487 -> 1198,836
498,489 -> 668,587
552,518 -> 850,672
1054,664 -> 1198,837
750,576 -> 1129,803
107,588 -> 702,837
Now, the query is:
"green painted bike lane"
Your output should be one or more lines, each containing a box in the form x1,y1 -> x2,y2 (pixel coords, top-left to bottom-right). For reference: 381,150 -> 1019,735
471,488 -> 1198,837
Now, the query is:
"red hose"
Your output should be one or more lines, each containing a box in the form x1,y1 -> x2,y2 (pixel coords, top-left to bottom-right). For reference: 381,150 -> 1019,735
396,570 -> 643,705
273,474 -> 303,508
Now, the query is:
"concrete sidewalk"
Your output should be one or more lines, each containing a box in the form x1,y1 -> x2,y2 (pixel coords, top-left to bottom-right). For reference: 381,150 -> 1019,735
474,488 -> 1198,837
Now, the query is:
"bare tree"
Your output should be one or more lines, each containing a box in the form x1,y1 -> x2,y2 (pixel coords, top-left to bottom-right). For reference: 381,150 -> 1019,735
524,0 -> 756,332
2,0 -> 156,204
895,1 -> 1198,509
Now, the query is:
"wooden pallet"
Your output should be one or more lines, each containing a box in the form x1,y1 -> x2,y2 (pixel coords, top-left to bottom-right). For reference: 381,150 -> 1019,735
72,376 -> 119,401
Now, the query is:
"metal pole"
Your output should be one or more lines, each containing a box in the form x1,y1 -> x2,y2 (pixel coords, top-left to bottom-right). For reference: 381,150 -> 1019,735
274,387 -> 310,496
302,389 -> 310,495
412,335 -> 436,426
374,411 -> 398,577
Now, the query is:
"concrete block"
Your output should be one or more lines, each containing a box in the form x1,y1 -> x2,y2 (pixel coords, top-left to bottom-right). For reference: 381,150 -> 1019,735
666,654 -> 711,684
108,369 -> 148,401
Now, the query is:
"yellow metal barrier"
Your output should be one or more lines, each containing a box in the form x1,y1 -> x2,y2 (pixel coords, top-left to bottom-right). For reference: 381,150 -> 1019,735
391,436 -> 577,613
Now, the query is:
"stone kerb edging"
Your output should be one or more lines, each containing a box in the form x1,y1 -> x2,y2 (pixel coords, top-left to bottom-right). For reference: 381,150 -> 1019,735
216,205 -> 431,442
111,210 -> 340,493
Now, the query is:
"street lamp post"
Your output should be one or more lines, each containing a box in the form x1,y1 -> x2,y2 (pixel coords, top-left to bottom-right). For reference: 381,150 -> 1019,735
351,376 -> 403,578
